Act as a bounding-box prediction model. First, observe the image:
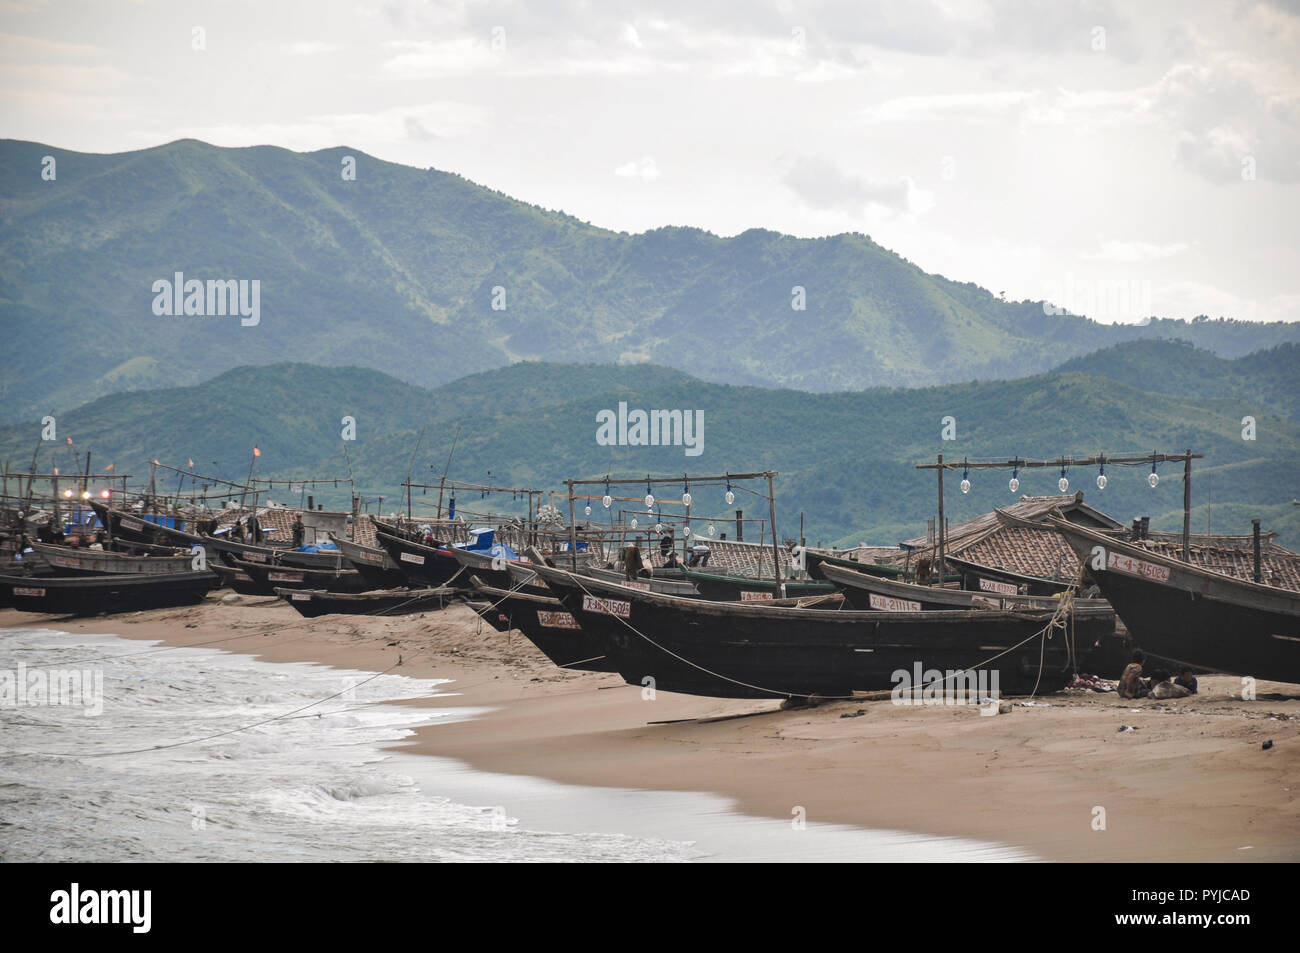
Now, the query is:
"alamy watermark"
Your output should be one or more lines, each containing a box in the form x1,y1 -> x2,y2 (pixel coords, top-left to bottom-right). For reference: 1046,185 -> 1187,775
595,402 -> 704,457
891,662 -> 1000,712
1,662 -> 104,716
1042,274 -> 1152,322
151,272 -> 260,326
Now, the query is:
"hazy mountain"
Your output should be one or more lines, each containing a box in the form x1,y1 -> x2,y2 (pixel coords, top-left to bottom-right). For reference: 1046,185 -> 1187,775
3,138 -> 1299,422
3,342 -> 1295,550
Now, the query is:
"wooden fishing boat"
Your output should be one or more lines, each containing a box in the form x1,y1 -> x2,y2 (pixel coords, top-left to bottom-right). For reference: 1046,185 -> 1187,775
468,576 -> 613,672
227,556 -> 370,595
803,548 -> 910,581
943,554 -> 1080,597
373,526 -> 465,588
90,501 -> 344,569
531,564 -> 1114,699
275,586 -> 456,618
680,566 -> 833,602
1050,518 -> 1300,684
329,534 -> 409,590
818,561 -> 1109,613
26,540 -> 193,576
211,563 -> 264,596
0,570 -> 219,616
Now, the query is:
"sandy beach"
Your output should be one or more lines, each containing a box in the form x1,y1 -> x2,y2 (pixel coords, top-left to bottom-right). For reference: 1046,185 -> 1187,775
4,596 -> 1297,862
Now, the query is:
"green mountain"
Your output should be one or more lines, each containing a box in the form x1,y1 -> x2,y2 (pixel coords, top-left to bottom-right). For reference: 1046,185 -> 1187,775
3,341 -> 1296,550
1055,340 -> 1300,421
3,138 -> 1299,421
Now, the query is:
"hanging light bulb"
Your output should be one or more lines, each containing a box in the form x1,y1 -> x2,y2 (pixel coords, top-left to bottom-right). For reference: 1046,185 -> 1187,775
1096,458 -> 1107,490
655,522 -> 663,534
584,503 -> 592,516
725,489 -> 735,505
645,493 -> 655,509
1148,466 -> 1159,488
630,517 -> 638,530
707,523 -> 716,537
684,525 -> 692,538
960,461 -> 971,494
682,475 -> 691,507
1058,462 -> 1069,493
602,494 -> 612,508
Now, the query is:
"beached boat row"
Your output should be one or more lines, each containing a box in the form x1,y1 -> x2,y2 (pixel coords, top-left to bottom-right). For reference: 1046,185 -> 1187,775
3,485 -> 1298,700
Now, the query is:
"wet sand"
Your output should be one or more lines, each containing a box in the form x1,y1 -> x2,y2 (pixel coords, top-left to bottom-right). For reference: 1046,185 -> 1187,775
4,595 -> 1297,861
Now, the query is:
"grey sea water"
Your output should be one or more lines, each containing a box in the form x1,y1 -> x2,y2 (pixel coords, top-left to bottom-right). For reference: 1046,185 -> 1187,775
0,627 -> 1033,862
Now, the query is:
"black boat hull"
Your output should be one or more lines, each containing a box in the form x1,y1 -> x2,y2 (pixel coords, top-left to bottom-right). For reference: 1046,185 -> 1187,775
329,535 -> 410,590
0,571 -> 219,616
229,557 -> 370,595
534,565 -> 1111,699
374,530 -> 465,588
681,568 -> 831,602
275,587 -> 455,618
1053,519 -> 1300,684
469,578 -> 613,672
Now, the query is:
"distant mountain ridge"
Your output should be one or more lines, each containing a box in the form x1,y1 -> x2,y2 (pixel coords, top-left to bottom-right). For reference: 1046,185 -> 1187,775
2,137 -> 1299,421
2,340 -> 1295,550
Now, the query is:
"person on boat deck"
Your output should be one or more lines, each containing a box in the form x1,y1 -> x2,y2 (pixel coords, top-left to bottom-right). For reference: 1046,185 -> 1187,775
88,532 -> 105,551
663,549 -> 680,569
686,543 -> 711,567
1118,650 -> 1147,699
292,515 -> 305,548
231,519 -> 245,541
247,514 -> 263,543
623,545 -> 646,580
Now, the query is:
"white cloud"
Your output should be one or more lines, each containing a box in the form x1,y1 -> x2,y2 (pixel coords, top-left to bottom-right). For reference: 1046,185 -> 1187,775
782,155 -> 930,216
614,156 -> 660,181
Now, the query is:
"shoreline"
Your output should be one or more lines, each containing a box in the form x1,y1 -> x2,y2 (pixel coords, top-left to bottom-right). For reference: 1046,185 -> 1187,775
3,597 -> 1298,861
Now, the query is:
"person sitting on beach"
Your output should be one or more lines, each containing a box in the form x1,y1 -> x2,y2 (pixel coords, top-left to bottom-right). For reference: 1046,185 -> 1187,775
1175,670 -> 1199,695
1150,673 -> 1193,699
1118,650 -> 1147,699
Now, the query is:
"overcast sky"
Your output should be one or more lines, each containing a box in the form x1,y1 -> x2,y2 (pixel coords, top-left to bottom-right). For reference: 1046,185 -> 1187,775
3,0 -> 1298,323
